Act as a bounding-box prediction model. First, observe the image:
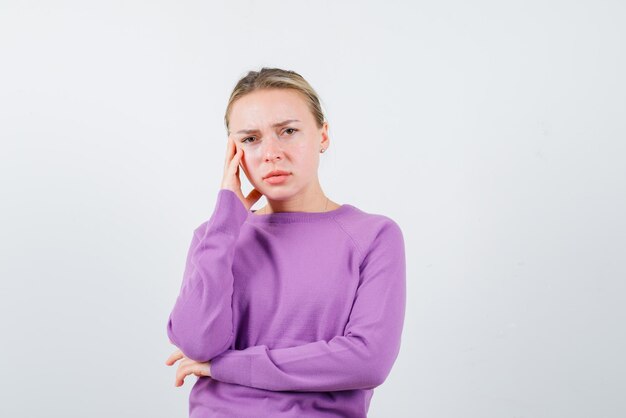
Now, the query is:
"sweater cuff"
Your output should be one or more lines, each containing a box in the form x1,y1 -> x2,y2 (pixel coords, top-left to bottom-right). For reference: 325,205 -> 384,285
209,347 -> 260,387
205,189 -> 249,236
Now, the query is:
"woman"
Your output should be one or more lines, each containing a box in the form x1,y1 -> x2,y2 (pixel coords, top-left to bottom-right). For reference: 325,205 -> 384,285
165,67 -> 406,418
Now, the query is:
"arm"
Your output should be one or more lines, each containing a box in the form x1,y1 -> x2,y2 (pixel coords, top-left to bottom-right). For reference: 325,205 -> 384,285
208,220 -> 407,392
166,188 -> 248,362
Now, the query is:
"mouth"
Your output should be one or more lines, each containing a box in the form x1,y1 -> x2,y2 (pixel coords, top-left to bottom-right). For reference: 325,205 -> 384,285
263,171 -> 292,185
263,170 -> 291,179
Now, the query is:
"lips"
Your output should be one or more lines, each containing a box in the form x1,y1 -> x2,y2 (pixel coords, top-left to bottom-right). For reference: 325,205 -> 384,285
263,170 -> 291,179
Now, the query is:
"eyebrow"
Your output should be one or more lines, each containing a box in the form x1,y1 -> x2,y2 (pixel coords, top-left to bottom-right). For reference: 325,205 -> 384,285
233,119 -> 300,135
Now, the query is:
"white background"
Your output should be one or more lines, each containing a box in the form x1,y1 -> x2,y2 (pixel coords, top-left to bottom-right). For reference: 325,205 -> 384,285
1,1 -> 625,417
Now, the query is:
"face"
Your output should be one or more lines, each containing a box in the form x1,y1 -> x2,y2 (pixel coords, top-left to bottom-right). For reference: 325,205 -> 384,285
228,88 -> 329,199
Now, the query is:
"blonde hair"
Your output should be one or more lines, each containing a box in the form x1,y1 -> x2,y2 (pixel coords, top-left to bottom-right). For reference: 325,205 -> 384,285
224,67 -> 327,134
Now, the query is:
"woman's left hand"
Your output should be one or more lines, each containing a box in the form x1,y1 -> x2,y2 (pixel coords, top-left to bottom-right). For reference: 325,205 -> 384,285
165,348 -> 212,387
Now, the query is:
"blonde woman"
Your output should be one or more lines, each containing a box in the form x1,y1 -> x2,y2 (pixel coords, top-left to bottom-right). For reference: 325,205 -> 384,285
165,67 -> 406,418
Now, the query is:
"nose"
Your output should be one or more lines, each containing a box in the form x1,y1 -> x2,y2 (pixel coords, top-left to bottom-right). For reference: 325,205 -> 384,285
262,135 -> 284,161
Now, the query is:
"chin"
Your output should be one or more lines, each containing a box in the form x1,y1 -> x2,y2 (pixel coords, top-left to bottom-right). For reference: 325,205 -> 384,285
260,188 -> 290,199
258,184 -> 298,199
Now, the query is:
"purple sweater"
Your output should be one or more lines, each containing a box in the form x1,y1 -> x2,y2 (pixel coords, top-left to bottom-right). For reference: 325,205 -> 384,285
166,188 -> 406,418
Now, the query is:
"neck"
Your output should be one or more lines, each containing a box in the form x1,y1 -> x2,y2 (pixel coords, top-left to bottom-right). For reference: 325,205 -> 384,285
260,194 -> 330,215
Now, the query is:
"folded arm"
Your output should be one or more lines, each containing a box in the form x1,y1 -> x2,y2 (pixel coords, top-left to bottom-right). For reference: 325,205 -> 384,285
209,219 -> 407,392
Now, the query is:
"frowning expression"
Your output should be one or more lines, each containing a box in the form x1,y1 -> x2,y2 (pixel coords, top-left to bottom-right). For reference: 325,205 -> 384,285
228,88 -> 329,197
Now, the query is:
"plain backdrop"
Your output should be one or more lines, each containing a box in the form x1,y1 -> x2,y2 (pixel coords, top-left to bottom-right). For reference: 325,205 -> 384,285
1,1 -> 625,417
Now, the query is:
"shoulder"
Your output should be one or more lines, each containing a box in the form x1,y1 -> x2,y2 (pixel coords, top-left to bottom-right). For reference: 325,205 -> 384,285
334,205 -> 405,260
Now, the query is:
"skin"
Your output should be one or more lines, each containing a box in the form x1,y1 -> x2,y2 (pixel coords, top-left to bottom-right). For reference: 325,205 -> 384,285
165,87 -> 339,387
226,88 -> 340,213
164,348 -> 211,387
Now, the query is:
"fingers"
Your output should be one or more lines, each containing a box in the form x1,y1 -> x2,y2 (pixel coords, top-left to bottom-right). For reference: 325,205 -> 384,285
224,135 -> 235,163
165,349 -> 184,366
167,350 -> 213,387
169,352 -> 189,387
224,137 -> 243,176
220,135 -> 252,200
230,143 -> 243,172
173,360 -> 208,387
175,365 -> 187,387
225,136 -> 243,165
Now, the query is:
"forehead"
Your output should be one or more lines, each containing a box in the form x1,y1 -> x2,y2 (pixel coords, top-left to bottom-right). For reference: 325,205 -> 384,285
229,89 -> 312,130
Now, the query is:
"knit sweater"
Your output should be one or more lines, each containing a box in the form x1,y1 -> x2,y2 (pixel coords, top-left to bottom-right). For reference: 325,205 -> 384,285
166,188 -> 406,418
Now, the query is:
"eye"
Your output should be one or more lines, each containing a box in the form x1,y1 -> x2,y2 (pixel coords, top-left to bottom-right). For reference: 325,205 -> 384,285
284,128 -> 298,135
241,136 -> 256,144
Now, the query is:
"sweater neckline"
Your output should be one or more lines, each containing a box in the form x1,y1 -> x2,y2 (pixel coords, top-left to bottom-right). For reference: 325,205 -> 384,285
246,203 -> 354,224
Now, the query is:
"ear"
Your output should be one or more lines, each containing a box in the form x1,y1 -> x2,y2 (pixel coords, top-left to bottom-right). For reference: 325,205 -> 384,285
320,122 -> 330,149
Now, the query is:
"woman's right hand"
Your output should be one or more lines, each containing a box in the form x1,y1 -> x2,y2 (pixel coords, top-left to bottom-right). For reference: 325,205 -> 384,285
220,136 -> 263,210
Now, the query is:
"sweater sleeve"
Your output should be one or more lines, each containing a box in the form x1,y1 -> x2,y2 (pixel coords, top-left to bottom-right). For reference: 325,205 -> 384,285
166,188 -> 248,362
208,219 -> 406,392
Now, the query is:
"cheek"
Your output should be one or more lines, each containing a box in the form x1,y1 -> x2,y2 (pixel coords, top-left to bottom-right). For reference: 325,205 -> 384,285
292,149 -> 320,173
242,145 -> 263,159
291,141 -> 317,160
241,142 -> 318,173
239,150 -> 264,178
